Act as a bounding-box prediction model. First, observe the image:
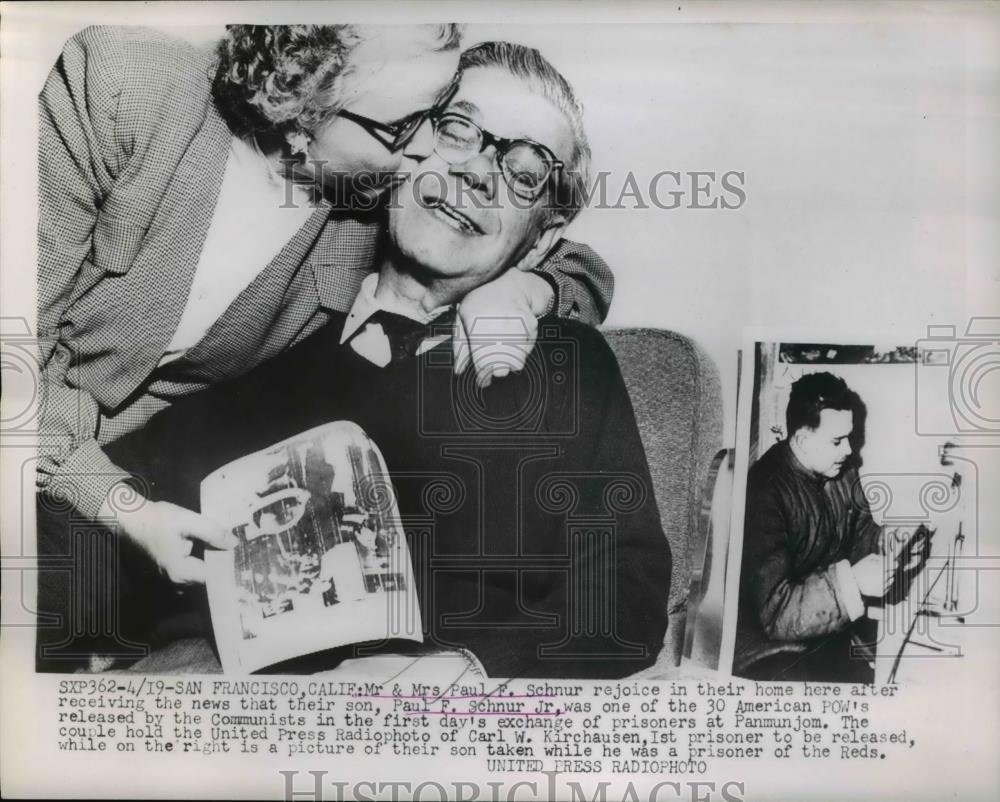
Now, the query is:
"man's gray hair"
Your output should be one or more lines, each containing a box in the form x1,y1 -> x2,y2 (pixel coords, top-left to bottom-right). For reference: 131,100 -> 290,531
458,41 -> 591,224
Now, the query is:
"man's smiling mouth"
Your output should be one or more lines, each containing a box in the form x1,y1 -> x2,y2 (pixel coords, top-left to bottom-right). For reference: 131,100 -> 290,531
424,198 -> 484,235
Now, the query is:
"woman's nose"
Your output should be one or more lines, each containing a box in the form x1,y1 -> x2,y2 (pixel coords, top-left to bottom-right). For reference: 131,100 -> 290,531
401,117 -> 437,162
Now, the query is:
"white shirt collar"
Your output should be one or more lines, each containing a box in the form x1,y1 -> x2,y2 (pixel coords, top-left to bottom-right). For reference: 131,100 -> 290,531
340,273 -> 453,344
340,273 -> 454,366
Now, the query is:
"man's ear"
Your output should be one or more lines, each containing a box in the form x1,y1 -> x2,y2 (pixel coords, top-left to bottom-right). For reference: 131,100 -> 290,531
512,217 -> 569,273
789,427 -> 814,452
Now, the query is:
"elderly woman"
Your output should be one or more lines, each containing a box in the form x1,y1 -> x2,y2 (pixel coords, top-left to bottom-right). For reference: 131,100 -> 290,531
37,25 -> 613,589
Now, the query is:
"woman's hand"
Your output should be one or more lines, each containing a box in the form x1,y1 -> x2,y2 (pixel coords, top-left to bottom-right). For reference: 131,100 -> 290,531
454,269 -> 554,388
101,485 -> 235,584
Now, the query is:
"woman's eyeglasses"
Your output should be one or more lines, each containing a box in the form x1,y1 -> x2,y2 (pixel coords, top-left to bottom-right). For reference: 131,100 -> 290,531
335,108 -> 432,152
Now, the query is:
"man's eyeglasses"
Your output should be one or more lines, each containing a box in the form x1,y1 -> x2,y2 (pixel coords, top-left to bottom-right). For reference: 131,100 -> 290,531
336,108 -> 432,152
429,112 -> 564,201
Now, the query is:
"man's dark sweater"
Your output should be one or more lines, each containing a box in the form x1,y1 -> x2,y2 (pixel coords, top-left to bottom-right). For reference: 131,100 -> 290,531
103,314 -> 671,679
734,440 -> 882,680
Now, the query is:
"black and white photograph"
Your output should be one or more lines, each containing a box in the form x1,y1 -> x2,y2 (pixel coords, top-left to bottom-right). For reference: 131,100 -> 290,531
1,2 -> 998,801
201,422 -> 420,674
727,337 -> 994,685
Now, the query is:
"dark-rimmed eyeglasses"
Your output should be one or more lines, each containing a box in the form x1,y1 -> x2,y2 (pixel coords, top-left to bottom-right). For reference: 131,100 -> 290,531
429,112 -> 564,201
335,108 -> 432,152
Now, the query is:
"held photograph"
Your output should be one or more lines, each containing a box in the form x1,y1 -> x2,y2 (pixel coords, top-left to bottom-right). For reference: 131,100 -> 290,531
201,422 -> 421,674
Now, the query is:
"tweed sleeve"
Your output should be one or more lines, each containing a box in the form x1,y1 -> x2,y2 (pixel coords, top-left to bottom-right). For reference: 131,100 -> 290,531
535,238 -> 615,324
36,27 -> 134,518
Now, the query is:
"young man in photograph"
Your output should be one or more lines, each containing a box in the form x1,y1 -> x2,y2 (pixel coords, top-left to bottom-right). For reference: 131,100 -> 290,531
735,372 -> 926,683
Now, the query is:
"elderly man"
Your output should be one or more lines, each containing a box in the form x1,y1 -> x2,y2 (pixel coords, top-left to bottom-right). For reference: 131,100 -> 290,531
56,41 -> 671,679
735,372 -> 929,682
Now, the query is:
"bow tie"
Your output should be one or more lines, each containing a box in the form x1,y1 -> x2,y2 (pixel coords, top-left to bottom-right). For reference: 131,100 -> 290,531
363,309 -> 456,363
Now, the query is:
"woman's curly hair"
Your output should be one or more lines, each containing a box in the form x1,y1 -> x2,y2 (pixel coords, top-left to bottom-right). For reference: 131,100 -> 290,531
212,24 -> 462,146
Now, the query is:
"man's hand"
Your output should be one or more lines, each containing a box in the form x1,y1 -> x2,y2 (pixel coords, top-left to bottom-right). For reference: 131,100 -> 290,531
884,525 -> 930,572
852,553 -> 896,599
102,486 -> 235,584
454,269 -> 554,388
